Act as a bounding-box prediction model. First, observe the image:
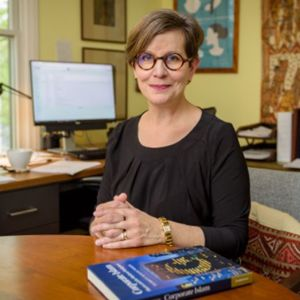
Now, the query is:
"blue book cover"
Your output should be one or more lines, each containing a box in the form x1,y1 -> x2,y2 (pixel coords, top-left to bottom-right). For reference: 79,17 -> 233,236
87,246 -> 253,300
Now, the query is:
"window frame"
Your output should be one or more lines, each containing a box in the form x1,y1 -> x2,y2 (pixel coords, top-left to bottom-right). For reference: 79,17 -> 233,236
0,0 -> 39,151
0,0 -> 18,151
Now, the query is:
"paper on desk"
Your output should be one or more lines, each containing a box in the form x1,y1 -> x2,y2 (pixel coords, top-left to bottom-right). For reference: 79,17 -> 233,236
243,149 -> 273,160
0,175 -> 16,184
238,126 -> 273,138
284,159 -> 300,169
31,160 -> 101,175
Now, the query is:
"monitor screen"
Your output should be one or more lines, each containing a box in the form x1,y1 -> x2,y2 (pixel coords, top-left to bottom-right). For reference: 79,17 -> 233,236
30,60 -> 116,132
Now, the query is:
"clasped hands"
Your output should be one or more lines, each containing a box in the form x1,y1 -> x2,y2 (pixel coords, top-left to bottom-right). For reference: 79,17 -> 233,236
90,193 -> 163,248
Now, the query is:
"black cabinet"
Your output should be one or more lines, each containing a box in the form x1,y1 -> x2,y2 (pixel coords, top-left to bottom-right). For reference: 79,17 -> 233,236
0,176 -> 101,235
0,184 -> 60,235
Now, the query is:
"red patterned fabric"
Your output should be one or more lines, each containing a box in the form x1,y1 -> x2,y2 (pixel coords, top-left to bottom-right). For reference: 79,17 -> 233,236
242,219 -> 300,283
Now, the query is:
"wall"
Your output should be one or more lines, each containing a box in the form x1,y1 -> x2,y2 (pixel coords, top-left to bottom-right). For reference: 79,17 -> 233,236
39,0 -> 262,145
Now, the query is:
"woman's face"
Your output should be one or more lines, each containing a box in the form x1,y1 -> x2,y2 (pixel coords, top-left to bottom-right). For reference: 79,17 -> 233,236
133,30 -> 199,108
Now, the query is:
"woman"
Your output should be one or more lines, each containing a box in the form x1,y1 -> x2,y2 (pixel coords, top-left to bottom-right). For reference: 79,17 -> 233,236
90,9 -> 250,259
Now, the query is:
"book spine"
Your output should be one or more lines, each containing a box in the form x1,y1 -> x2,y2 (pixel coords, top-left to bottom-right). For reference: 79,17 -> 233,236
292,108 -> 300,159
161,272 -> 253,300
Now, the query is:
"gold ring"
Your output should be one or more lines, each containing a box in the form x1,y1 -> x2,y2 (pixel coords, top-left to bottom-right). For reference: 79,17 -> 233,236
121,230 -> 128,241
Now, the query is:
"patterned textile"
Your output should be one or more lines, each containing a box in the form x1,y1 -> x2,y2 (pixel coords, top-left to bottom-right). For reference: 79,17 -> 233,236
242,219 -> 300,283
261,0 -> 300,123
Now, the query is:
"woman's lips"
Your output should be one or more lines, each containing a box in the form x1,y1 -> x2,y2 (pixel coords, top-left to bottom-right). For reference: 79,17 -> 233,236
149,84 -> 171,91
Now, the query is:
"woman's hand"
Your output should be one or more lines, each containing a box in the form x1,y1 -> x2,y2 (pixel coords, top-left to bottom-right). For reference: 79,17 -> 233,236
91,194 -> 163,249
90,193 -> 128,239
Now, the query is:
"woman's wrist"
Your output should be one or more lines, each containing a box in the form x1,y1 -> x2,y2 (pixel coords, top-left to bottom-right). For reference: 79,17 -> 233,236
158,217 -> 173,246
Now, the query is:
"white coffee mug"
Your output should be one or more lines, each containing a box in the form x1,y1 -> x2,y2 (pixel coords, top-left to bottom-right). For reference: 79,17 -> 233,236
7,149 -> 33,171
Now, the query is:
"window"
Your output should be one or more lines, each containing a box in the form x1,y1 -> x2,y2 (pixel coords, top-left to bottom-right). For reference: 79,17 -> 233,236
0,0 -> 39,152
0,0 -> 13,151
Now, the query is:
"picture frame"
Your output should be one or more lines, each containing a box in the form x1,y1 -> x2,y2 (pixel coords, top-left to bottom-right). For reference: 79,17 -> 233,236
174,0 -> 239,73
82,48 -> 127,120
81,0 -> 126,43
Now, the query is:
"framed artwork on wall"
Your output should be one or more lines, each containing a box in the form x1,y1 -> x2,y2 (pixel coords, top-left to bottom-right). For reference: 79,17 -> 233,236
174,0 -> 239,73
82,48 -> 127,120
81,0 -> 126,43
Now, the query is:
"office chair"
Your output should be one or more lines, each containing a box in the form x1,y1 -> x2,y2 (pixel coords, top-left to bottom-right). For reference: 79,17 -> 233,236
59,176 -> 102,233
78,176 -> 102,231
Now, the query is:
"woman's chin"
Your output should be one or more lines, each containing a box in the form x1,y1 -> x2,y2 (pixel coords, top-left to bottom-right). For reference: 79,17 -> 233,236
147,96 -> 172,106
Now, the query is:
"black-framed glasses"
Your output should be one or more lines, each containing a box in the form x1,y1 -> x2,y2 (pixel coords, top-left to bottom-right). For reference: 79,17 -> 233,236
135,52 -> 192,71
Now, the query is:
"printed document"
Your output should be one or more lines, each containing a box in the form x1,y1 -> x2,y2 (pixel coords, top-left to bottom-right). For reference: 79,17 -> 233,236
284,158 -> 300,169
238,125 -> 273,138
0,175 -> 16,184
243,149 -> 273,160
31,160 -> 101,175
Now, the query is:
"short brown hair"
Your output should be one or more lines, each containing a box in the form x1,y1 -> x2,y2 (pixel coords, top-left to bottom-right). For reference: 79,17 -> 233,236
126,9 -> 204,66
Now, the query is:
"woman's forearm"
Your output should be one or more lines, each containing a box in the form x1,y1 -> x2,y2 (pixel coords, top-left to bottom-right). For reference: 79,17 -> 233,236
169,221 -> 205,247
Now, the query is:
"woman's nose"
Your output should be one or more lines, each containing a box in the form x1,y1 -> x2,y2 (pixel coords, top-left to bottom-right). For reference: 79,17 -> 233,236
152,59 -> 168,77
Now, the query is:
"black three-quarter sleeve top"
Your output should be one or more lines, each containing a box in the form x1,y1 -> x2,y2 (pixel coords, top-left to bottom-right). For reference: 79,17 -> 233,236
97,111 -> 250,259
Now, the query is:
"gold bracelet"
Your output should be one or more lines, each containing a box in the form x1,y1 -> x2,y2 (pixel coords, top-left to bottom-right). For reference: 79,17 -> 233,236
158,217 -> 173,246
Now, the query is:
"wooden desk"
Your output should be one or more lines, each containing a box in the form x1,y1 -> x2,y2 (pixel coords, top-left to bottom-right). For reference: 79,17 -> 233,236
0,235 -> 298,300
247,160 -> 300,172
0,161 -> 104,235
0,159 -> 105,192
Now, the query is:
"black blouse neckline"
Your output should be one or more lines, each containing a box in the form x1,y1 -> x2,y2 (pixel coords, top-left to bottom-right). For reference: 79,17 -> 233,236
131,110 -> 210,160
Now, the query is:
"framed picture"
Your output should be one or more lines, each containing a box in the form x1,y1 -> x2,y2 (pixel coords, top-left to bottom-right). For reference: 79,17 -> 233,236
81,0 -> 126,43
82,48 -> 127,120
174,0 -> 239,73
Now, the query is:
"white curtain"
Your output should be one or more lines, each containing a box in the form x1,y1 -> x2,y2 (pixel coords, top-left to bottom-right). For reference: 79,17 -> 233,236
15,0 -> 41,150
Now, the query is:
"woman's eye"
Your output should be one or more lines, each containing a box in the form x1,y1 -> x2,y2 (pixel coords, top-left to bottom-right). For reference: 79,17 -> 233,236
167,54 -> 180,62
140,53 -> 153,62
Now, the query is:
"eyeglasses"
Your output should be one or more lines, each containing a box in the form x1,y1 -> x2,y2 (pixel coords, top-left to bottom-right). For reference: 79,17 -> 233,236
135,52 -> 192,71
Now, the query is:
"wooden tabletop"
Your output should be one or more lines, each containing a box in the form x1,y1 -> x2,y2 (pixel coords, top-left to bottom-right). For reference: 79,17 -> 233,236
246,160 -> 300,172
0,235 -> 298,300
0,159 -> 105,192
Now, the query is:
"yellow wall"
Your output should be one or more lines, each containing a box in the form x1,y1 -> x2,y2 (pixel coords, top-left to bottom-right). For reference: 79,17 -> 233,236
39,0 -> 262,145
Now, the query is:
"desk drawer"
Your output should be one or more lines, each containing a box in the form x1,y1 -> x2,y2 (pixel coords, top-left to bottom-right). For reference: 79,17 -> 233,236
0,184 -> 59,235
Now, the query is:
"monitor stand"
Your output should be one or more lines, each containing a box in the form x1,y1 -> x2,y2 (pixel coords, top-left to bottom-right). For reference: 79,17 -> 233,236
47,131 -> 80,154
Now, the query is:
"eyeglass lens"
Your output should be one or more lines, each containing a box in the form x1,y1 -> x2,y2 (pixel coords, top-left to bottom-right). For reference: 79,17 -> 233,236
136,53 -> 188,71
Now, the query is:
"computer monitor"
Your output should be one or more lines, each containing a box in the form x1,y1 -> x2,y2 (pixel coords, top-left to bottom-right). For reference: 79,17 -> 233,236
30,60 -> 116,151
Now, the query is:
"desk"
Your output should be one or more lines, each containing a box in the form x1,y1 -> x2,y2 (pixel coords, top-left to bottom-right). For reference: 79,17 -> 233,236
0,161 -> 104,235
247,160 -> 300,171
0,235 -> 298,300
0,160 -> 105,192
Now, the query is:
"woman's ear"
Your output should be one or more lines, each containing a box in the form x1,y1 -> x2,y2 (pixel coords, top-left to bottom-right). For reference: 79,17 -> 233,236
188,57 -> 199,81
191,57 -> 200,73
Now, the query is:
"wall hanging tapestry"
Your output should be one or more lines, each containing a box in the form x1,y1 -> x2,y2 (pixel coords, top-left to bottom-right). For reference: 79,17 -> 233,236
261,0 -> 300,123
